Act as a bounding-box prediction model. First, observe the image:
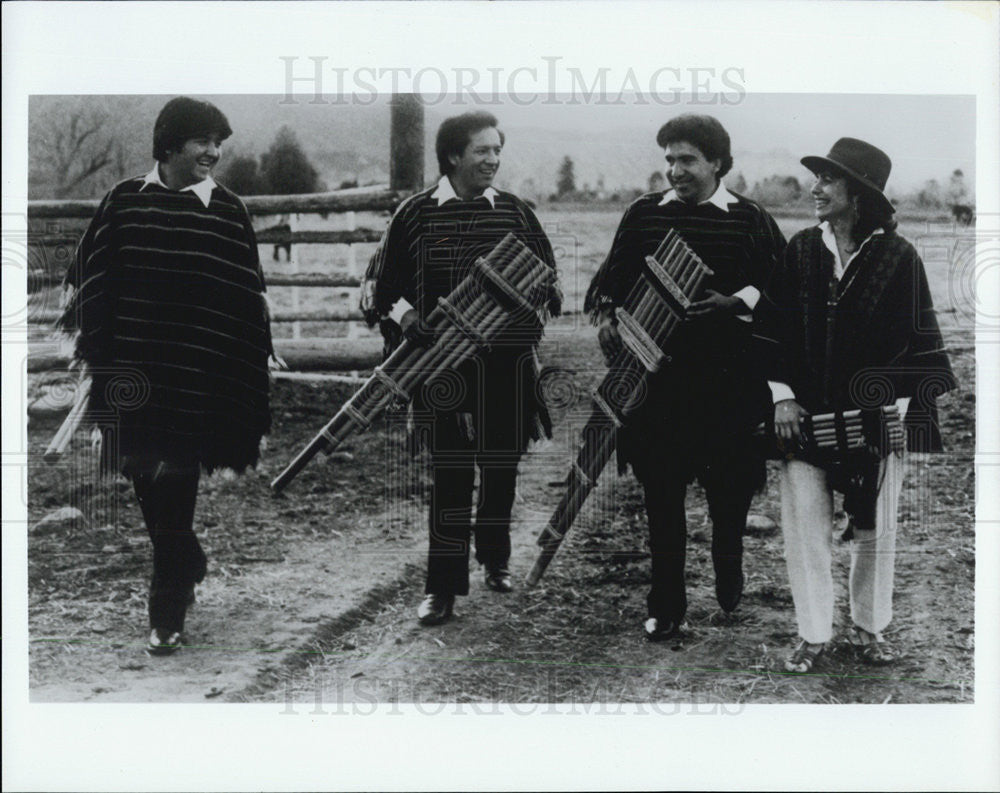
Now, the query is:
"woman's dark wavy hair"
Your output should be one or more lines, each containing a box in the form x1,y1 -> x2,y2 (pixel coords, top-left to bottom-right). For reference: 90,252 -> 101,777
847,177 -> 898,240
153,97 -> 233,162
655,114 -> 733,179
435,112 -> 505,176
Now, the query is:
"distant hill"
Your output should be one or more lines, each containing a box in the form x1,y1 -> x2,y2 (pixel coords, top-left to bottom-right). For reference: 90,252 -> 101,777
27,95 -> 973,201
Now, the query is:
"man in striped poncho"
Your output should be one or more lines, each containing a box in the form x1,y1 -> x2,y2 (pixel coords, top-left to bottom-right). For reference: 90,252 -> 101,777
585,115 -> 785,642
362,112 -> 561,626
58,97 -> 273,656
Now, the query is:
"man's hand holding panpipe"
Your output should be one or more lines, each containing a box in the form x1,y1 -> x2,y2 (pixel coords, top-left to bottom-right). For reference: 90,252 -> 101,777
400,308 -> 437,347
597,316 -> 623,365
775,399 -> 809,447
686,289 -> 745,319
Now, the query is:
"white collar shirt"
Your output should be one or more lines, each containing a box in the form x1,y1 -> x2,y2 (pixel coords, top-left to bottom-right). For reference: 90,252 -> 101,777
431,175 -> 497,208
819,220 -> 884,281
658,181 -> 739,212
139,163 -> 216,208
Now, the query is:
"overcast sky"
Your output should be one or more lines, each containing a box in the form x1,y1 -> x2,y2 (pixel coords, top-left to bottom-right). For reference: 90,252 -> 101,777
457,92 -> 977,190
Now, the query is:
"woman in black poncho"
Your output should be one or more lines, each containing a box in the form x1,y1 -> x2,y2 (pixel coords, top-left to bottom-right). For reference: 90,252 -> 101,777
753,138 -> 956,673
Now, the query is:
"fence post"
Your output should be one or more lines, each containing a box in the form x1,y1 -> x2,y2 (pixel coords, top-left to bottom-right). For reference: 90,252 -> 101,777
345,210 -> 362,342
390,94 -> 425,193
289,212 -> 302,339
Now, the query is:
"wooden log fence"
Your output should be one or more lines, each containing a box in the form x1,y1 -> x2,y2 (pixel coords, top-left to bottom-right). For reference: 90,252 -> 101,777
26,189 -> 408,219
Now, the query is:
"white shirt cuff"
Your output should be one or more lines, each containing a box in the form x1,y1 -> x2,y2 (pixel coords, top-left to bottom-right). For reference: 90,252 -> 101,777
895,396 -> 910,422
732,285 -> 760,311
388,297 -> 414,325
769,381 -> 796,404
732,286 -> 759,323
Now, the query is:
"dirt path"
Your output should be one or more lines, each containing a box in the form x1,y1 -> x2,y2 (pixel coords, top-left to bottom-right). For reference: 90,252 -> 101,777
26,321 -> 975,704
28,492 -> 428,703
27,375 -> 434,702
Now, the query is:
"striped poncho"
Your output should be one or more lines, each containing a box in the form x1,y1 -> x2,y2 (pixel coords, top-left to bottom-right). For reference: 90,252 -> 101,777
58,176 -> 272,473
362,184 -> 560,446
583,189 -> 785,479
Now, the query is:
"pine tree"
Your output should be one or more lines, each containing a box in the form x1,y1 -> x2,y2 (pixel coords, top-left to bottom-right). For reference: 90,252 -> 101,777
556,156 -> 576,198
260,126 -> 320,195
219,154 -> 265,196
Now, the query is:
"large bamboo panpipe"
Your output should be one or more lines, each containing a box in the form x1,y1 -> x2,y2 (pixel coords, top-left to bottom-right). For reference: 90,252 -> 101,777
271,234 -> 553,493
527,229 -> 714,586
756,404 -> 904,458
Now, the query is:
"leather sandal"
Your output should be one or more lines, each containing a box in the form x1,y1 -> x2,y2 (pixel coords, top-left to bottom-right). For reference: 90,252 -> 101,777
846,626 -> 896,665
784,639 -> 825,673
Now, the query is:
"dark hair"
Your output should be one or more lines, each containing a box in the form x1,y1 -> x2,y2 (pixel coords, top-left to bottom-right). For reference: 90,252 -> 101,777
655,114 -> 733,179
846,177 -> 898,241
153,97 -> 233,162
435,112 -> 505,176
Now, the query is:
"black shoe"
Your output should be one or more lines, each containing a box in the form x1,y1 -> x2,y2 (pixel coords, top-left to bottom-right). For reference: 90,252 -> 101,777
146,627 -> 183,656
643,617 -> 681,642
714,558 -> 744,613
484,565 -> 513,593
716,570 -> 745,613
417,594 -> 454,626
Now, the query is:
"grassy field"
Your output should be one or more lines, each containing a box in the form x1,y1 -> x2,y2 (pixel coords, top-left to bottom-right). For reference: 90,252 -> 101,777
531,205 -> 971,322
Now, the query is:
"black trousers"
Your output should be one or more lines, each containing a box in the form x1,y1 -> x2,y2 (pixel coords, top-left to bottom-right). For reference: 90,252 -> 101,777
640,456 -> 755,624
420,349 -> 534,595
425,409 -> 523,596
131,464 -> 205,631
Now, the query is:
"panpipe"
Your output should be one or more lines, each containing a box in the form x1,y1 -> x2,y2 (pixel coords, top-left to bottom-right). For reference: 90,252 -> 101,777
757,404 -> 905,459
270,233 -> 554,493
526,229 -> 714,586
43,375 -> 91,464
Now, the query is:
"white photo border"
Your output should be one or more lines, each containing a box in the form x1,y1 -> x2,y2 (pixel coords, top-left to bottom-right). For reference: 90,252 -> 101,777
3,2 -> 999,790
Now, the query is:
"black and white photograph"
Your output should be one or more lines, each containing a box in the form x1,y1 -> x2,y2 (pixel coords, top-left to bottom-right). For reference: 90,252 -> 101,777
4,2 -> 999,791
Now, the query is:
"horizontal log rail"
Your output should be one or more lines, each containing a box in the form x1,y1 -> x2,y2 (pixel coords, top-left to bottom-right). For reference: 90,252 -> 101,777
31,306 -> 366,324
27,337 -> 384,374
28,228 -> 385,249
266,273 -> 361,288
28,271 -> 362,289
26,188 -> 408,219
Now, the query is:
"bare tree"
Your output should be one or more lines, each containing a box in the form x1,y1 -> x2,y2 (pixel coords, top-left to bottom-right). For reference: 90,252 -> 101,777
112,140 -> 132,182
37,107 -> 114,198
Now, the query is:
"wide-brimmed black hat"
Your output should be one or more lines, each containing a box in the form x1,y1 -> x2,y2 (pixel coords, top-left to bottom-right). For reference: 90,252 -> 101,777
801,137 -> 894,215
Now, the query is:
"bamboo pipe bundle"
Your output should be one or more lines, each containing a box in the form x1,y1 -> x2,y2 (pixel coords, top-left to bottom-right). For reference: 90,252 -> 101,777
756,404 -> 904,458
527,228 -> 714,585
271,234 -> 553,493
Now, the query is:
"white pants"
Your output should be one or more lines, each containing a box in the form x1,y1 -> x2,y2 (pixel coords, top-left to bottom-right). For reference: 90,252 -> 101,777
779,453 -> 905,644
